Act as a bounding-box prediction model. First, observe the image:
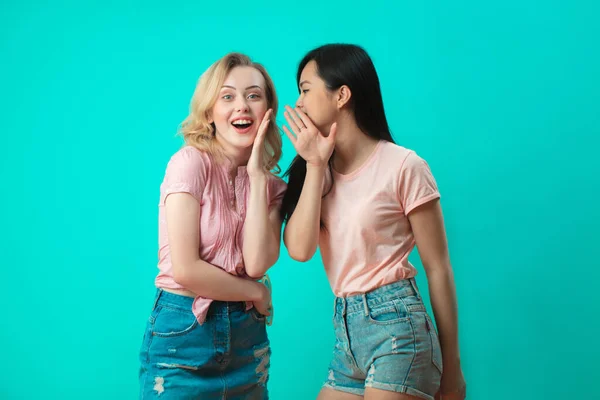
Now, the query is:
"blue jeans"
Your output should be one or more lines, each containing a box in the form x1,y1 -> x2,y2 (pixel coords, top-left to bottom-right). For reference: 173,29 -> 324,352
139,289 -> 270,399
325,278 -> 443,399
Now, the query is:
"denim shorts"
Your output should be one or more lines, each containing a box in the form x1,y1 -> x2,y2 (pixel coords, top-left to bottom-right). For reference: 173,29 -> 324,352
139,289 -> 270,399
324,278 -> 443,399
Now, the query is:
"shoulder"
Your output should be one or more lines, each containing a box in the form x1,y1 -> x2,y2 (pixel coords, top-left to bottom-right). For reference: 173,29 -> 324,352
165,146 -> 214,176
377,142 -> 431,173
168,146 -> 210,167
377,141 -> 417,165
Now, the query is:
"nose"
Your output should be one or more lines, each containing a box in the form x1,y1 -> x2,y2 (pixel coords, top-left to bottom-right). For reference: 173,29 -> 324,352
235,96 -> 249,112
295,94 -> 303,109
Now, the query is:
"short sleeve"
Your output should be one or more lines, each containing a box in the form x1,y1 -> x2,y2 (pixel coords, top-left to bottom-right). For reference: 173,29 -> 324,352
267,176 -> 287,211
159,147 -> 208,205
398,151 -> 440,215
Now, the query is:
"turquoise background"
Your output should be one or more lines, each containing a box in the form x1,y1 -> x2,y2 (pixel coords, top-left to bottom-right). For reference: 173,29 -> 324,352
1,1 -> 599,399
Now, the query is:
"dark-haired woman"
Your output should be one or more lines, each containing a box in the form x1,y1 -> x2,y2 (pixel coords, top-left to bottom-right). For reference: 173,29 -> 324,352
280,44 -> 466,400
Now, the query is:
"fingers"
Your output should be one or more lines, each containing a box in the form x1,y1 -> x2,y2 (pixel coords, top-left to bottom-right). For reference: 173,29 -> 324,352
294,107 -> 315,130
255,305 -> 271,316
284,105 -> 305,133
256,109 -> 273,142
282,125 -> 297,145
328,122 -> 338,142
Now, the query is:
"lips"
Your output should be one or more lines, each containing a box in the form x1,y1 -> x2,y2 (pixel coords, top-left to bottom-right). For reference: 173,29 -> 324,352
231,118 -> 254,134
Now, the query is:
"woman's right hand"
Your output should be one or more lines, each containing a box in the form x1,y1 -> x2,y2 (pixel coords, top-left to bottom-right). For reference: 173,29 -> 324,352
252,282 -> 272,317
283,105 -> 337,167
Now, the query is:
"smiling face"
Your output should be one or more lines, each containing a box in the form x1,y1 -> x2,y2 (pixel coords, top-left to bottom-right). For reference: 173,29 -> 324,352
210,66 -> 269,156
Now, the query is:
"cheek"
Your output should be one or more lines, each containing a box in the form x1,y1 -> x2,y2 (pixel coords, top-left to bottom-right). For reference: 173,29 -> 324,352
211,103 -> 230,124
309,95 -> 334,121
307,93 -> 326,111
252,101 -> 268,119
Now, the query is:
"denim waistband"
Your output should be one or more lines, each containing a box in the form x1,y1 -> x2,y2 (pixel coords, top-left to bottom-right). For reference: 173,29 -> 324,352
153,289 -> 246,314
334,278 -> 421,316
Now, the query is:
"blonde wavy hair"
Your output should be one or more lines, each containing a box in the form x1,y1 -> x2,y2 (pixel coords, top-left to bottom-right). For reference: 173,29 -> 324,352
179,53 -> 282,174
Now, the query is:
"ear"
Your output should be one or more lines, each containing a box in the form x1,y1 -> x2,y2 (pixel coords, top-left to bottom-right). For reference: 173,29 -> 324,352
206,111 -> 214,124
336,85 -> 352,109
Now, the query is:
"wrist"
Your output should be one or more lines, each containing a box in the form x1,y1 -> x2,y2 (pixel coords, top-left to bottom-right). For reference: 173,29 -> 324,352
249,281 -> 268,302
249,174 -> 268,186
306,163 -> 327,173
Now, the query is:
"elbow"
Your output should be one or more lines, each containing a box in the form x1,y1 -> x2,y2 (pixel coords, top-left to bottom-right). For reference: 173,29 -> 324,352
245,259 -> 275,280
245,249 -> 279,279
283,232 -> 316,262
244,260 -> 263,279
245,265 -> 267,280
287,247 -> 314,262
290,253 -> 312,262
172,263 -> 191,287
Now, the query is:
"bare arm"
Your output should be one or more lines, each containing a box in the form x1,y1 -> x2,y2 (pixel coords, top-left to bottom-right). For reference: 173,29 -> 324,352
283,165 -> 326,261
282,106 -> 337,262
166,192 -> 268,303
408,199 -> 466,395
243,176 -> 283,278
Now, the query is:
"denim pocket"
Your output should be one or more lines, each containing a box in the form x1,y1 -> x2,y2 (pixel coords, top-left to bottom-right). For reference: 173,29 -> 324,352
368,299 -> 410,325
250,307 -> 267,323
151,306 -> 198,338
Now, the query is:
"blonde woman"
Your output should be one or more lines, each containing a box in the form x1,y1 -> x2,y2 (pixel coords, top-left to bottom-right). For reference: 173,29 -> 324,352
138,53 -> 286,399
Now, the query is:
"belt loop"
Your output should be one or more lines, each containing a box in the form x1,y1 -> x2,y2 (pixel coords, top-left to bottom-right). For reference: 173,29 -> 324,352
153,288 -> 163,309
362,294 -> 369,317
410,278 -> 421,300
342,297 -> 347,316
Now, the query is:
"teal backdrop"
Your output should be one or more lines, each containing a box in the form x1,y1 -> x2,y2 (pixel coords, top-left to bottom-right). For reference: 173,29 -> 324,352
1,1 -> 598,399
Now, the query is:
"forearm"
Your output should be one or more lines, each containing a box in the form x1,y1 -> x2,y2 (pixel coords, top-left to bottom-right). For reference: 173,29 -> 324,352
427,265 -> 461,366
174,259 -> 264,302
283,165 -> 326,261
243,176 -> 279,278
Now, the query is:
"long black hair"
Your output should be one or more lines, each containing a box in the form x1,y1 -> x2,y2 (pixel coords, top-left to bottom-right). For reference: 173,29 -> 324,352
279,44 -> 395,223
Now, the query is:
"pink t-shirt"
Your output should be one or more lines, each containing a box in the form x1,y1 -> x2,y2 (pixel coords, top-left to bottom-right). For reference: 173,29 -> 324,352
319,140 -> 440,297
155,146 -> 287,323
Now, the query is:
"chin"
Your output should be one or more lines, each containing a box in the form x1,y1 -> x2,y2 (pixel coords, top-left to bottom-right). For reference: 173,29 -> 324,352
232,135 -> 256,149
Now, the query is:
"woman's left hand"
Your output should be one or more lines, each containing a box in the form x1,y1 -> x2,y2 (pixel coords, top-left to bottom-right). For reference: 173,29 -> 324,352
247,109 -> 273,179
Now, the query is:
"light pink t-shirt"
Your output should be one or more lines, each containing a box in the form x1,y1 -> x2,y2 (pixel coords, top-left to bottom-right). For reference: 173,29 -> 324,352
155,146 -> 287,323
319,140 -> 440,297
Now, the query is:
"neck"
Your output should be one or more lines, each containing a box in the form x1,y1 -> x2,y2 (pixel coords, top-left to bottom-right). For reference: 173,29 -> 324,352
332,114 -> 380,173
215,137 -> 251,170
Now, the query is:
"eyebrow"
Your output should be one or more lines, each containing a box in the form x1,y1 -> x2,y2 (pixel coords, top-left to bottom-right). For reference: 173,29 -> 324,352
299,80 -> 311,87
221,85 -> 263,90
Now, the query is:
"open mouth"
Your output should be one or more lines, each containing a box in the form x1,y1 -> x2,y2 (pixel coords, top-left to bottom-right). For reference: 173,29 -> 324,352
231,119 -> 254,134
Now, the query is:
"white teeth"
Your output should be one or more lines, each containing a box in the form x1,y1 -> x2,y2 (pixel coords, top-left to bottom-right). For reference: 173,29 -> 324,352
232,119 -> 252,125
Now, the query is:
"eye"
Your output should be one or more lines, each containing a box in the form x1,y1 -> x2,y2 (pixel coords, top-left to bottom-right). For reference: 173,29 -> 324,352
302,89 -> 309,94
222,94 -> 233,100
248,93 -> 261,100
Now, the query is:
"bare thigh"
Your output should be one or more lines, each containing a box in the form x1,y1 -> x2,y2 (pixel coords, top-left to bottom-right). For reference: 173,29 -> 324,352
364,387 -> 424,400
317,387 -> 364,400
